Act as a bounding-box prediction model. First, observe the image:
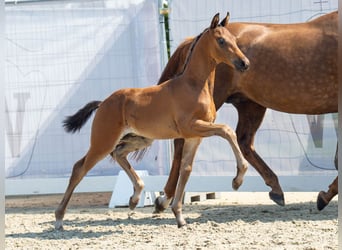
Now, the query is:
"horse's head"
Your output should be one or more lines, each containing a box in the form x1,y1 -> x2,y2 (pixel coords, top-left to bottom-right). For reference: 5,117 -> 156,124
207,13 -> 249,72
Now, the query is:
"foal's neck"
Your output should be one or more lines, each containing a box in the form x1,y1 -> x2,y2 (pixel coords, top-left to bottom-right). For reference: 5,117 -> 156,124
182,36 -> 217,91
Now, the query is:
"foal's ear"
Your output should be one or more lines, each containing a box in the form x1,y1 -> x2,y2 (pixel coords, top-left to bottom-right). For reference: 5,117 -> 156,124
210,13 -> 220,29
220,12 -> 230,28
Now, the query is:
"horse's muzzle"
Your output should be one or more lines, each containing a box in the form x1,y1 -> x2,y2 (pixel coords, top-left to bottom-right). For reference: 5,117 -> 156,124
234,58 -> 249,72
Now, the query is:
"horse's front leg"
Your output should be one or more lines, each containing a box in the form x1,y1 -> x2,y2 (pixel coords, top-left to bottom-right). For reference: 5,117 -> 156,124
154,138 -> 184,213
234,100 -> 285,206
171,138 -> 201,227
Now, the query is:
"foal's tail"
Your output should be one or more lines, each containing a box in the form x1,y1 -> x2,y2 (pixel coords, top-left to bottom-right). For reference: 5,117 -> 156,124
63,101 -> 102,133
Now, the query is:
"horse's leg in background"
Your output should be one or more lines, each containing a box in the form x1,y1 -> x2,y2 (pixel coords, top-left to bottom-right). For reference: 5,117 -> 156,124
111,135 -> 153,210
154,138 -> 184,213
317,143 -> 338,210
317,177 -> 338,210
233,99 -> 285,206
171,138 -> 201,227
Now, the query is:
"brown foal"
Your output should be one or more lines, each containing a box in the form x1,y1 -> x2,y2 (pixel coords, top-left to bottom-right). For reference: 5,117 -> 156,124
55,13 -> 250,229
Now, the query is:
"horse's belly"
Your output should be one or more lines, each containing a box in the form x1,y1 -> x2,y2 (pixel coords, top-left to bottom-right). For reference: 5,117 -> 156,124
248,88 -> 337,114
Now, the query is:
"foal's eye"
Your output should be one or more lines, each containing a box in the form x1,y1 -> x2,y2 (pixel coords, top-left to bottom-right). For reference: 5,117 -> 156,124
217,38 -> 225,46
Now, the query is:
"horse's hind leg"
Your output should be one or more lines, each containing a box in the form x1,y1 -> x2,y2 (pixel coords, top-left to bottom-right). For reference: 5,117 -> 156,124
234,100 -> 285,206
317,143 -> 338,210
317,176 -> 338,210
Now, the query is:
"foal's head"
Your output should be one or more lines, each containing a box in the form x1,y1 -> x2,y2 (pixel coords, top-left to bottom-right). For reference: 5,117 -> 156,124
206,13 -> 249,72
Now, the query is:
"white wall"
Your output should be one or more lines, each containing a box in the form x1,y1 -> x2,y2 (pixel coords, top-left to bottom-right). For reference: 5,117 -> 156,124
5,0 -> 170,183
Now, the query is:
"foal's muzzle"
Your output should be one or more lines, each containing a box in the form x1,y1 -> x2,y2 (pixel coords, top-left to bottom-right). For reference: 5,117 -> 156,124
234,58 -> 249,72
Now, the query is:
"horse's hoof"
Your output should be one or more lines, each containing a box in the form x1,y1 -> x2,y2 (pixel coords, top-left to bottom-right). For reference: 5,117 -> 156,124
269,192 -> 285,206
55,220 -> 64,231
129,197 -> 138,210
317,191 -> 328,211
153,196 -> 166,214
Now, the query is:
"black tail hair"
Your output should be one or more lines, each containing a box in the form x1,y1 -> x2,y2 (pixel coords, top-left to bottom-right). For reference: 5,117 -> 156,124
63,101 -> 101,133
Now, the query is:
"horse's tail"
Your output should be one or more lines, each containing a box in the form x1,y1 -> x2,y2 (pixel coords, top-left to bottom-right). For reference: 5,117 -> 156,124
63,100 -> 102,133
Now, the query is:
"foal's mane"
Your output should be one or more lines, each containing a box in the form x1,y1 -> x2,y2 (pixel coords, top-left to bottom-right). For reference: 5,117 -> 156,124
180,28 -> 209,75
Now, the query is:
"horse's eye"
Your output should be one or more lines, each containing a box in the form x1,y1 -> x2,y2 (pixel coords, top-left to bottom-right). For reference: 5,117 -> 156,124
217,38 -> 225,46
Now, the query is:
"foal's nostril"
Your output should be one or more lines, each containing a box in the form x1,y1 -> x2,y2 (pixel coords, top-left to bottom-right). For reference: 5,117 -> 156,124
242,60 -> 249,70
234,59 -> 249,72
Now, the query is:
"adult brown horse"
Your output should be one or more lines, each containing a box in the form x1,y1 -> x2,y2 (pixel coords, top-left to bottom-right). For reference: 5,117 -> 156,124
55,13 -> 250,229
153,11 -> 338,212
116,11 -> 338,212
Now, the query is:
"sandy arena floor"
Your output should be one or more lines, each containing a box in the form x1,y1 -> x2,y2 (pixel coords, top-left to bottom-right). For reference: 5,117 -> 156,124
5,192 -> 338,249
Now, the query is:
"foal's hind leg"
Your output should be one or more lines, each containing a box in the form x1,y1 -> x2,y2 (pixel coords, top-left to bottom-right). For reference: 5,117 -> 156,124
55,148 -> 112,230
113,155 -> 145,209
55,113 -> 124,229
111,135 -> 153,210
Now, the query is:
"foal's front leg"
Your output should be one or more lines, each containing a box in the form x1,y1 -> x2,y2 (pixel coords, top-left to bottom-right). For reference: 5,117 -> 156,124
171,138 -> 202,227
154,138 -> 184,213
191,120 -> 249,189
170,120 -> 248,227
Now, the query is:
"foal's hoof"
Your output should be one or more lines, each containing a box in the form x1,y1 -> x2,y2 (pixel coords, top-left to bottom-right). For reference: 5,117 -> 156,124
55,220 -> 64,231
177,220 -> 187,228
269,191 -> 285,206
153,196 -> 166,214
129,197 -> 139,210
232,177 -> 242,190
317,191 -> 328,211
